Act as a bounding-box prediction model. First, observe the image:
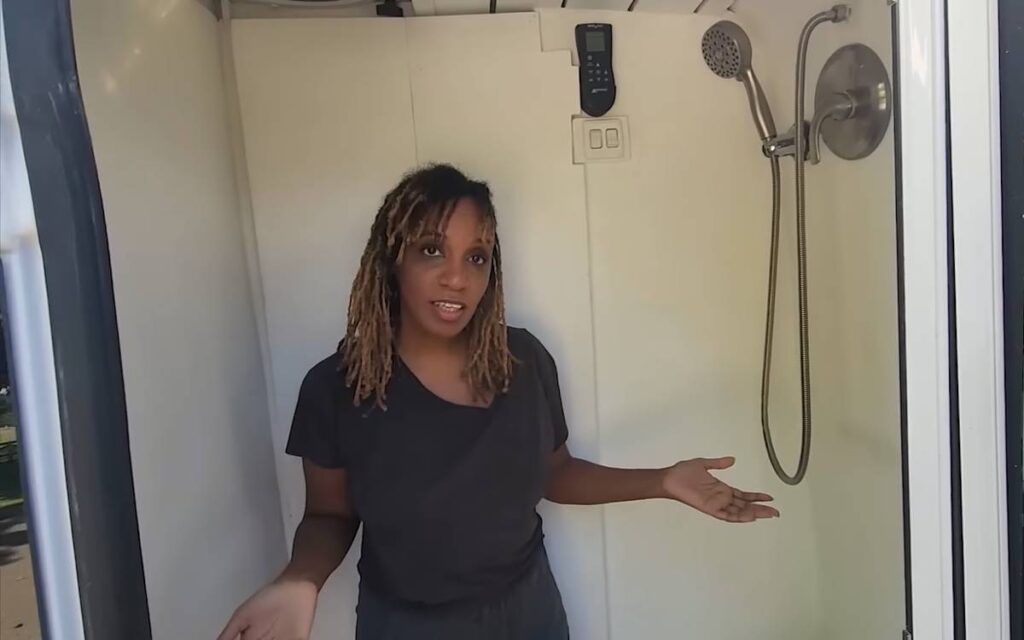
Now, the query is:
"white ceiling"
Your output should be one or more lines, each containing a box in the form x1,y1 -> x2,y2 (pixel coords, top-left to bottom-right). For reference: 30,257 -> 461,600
228,0 -> 739,19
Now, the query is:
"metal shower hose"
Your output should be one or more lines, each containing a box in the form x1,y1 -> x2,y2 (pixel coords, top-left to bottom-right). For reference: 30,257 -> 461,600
760,10 -> 835,485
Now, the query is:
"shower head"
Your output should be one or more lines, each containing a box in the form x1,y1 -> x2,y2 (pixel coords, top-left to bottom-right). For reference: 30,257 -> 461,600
701,21 -> 777,143
701,20 -> 751,79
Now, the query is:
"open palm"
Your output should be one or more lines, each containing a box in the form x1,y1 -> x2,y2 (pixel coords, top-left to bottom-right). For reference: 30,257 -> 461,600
663,457 -> 780,523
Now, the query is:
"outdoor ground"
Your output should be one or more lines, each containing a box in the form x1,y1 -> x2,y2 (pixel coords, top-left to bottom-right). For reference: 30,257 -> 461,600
0,424 -> 41,640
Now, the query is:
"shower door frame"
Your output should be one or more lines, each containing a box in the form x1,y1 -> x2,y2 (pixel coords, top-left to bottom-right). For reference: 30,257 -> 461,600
898,0 -> 1011,639
945,0 -> 1012,638
0,1 -> 1012,639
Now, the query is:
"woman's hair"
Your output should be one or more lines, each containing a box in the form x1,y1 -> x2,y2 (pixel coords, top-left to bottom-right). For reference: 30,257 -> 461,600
341,164 -> 513,407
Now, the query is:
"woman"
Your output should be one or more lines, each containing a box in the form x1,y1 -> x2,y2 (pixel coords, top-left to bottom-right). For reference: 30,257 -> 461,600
218,164 -> 779,640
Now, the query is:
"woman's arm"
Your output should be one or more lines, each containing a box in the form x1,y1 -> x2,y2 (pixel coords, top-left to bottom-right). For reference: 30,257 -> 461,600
281,460 -> 360,590
217,460 -> 358,640
545,445 -> 667,505
546,445 -> 779,523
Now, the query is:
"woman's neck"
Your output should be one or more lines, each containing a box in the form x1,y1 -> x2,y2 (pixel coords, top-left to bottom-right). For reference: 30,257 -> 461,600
396,324 -> 467,367
396,324 -> 489,406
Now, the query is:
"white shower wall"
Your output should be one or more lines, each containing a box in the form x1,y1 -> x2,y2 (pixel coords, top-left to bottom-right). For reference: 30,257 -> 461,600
229,7 -> 902,639
730,2 -> 906,638
539,10 -> 825,639
69,1 -> 287,639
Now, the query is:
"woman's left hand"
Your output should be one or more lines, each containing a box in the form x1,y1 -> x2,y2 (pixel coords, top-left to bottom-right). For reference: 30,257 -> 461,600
661,457 -> 780,523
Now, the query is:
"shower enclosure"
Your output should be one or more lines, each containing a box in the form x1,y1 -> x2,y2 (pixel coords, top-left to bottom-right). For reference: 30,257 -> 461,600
0,1 -> 1012,639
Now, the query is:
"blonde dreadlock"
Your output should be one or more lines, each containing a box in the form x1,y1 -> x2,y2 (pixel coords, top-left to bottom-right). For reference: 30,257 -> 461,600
340,164 -> 514,407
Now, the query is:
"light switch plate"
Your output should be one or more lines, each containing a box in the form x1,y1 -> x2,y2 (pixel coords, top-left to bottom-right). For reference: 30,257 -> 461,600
573,116 -> 630,164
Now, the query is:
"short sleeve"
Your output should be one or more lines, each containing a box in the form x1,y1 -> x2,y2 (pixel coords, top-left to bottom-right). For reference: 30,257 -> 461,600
285,359 -> 346,468
530,333 -> 570,451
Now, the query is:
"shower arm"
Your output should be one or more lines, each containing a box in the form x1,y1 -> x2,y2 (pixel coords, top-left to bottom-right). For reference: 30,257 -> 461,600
807,94 -> 855,163
765,90 -> 856,162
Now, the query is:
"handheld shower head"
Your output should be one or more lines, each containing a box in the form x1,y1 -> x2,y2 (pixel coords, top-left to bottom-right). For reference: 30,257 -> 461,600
701,21 -> 777,143
701,20 -> 750,79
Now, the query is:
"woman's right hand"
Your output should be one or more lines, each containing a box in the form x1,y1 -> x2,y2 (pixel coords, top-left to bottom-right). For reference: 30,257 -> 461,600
217,577 -> 318,640
219,461 -> 357,639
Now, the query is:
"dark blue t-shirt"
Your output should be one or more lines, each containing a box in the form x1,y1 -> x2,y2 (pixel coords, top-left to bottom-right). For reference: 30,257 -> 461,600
285,327 -> 569,606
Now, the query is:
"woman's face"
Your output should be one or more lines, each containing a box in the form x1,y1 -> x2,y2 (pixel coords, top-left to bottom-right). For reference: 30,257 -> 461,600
395,198 -> 495,343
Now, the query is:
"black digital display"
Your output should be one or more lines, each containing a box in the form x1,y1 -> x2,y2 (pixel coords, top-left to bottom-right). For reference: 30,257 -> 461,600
585,31 -> 606,52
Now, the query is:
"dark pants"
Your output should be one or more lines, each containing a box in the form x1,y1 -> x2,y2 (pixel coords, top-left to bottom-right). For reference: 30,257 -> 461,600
355,550 -> 570,640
